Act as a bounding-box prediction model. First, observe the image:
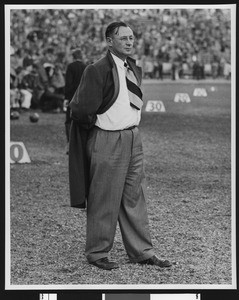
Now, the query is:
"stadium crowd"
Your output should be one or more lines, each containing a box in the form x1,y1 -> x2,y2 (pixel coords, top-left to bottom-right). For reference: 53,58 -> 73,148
10,8 -> 231,111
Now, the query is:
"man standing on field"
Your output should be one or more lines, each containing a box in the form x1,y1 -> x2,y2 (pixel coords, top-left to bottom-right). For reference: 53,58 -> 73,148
64,48 -> 87,144
69,21 -> 172,270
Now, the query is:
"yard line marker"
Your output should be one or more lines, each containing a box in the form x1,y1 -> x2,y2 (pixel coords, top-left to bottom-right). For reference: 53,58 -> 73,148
193,88 -> 207,97
174,93 -> 191,103
10,141 -> 31,163
145,100 -> 166,112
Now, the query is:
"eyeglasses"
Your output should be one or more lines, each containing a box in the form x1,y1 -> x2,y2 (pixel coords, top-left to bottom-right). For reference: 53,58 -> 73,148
113,36 -> 135,42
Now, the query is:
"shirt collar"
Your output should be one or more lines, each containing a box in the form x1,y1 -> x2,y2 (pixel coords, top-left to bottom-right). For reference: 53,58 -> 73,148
110,52 -> 126,69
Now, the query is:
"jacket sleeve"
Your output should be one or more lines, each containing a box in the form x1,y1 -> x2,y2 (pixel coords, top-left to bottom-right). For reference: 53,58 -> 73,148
69,64 -> 103,129
68,121 -> 88,208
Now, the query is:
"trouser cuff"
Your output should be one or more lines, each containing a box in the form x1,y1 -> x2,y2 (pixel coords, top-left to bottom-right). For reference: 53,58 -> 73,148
129,250 -> 155,263
87,253 -> 109,263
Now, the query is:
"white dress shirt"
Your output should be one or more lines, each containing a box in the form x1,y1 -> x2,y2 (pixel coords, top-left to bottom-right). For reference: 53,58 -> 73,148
95,52 -> 141,130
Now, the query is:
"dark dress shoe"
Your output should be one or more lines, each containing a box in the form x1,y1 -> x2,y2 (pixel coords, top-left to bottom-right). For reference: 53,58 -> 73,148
90,257 -> 119,270
139,255 -> 172,268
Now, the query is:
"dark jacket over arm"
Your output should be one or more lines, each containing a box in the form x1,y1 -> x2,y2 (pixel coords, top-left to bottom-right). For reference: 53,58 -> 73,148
68,63 -> 105,207
68,51 -> 142,207
70,64 -> 104,129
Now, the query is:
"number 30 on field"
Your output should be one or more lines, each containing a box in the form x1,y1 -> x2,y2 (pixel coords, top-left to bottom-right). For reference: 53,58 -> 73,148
145,100 -> 166,112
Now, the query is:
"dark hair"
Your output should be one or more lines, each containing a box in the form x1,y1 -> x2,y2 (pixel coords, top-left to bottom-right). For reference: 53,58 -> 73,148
72,49 -> 82,60
44,47 -> 54,55
105,21 -> 129,39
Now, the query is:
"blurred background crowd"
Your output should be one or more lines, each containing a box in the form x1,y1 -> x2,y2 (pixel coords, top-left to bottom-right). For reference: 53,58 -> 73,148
10,8 -> 231,112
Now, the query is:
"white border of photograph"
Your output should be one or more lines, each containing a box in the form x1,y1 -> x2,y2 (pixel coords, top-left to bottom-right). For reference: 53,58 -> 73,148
5,3 -> 237,290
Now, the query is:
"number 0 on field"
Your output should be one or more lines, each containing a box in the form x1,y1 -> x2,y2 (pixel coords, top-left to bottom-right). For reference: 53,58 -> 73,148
10,142 -> 31,163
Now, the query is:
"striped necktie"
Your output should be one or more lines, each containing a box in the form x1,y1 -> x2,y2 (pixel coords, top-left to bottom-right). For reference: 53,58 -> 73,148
124,62 -> 143,110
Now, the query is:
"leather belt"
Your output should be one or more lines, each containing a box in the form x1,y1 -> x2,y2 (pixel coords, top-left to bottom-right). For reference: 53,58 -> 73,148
94,125 -> 137,131
124,125 -> 137,130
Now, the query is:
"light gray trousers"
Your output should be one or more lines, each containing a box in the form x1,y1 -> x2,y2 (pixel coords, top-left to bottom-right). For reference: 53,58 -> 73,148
85,126 -> 155,263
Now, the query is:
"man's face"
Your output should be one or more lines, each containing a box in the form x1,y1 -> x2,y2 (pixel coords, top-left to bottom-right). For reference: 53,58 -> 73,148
108,26 -> 134,60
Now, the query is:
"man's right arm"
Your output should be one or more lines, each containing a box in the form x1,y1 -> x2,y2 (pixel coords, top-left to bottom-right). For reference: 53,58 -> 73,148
69,64 -> 103,129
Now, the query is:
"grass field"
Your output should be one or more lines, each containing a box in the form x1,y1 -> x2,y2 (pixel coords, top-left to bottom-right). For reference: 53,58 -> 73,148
8,79 -> 233,287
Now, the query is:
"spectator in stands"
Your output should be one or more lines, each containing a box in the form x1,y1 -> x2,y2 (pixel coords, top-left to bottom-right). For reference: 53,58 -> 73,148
23,48 -> 34,69
154,48 -> 164,80
31,58 -> 64,112
43,47 -> 56,64
40,62 -> 64,112
169,45 -> 182,80
192,50 -> 204,80
211,53 -> 220,79
51,63 -> 65,95
17,62 -> 34,110
10,46 -> 20,109
31,60 -> 49,109
10,67 -> 20,109
10,8 -> 231,81
144,55 -> 154,79
221,46 -> 231,79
